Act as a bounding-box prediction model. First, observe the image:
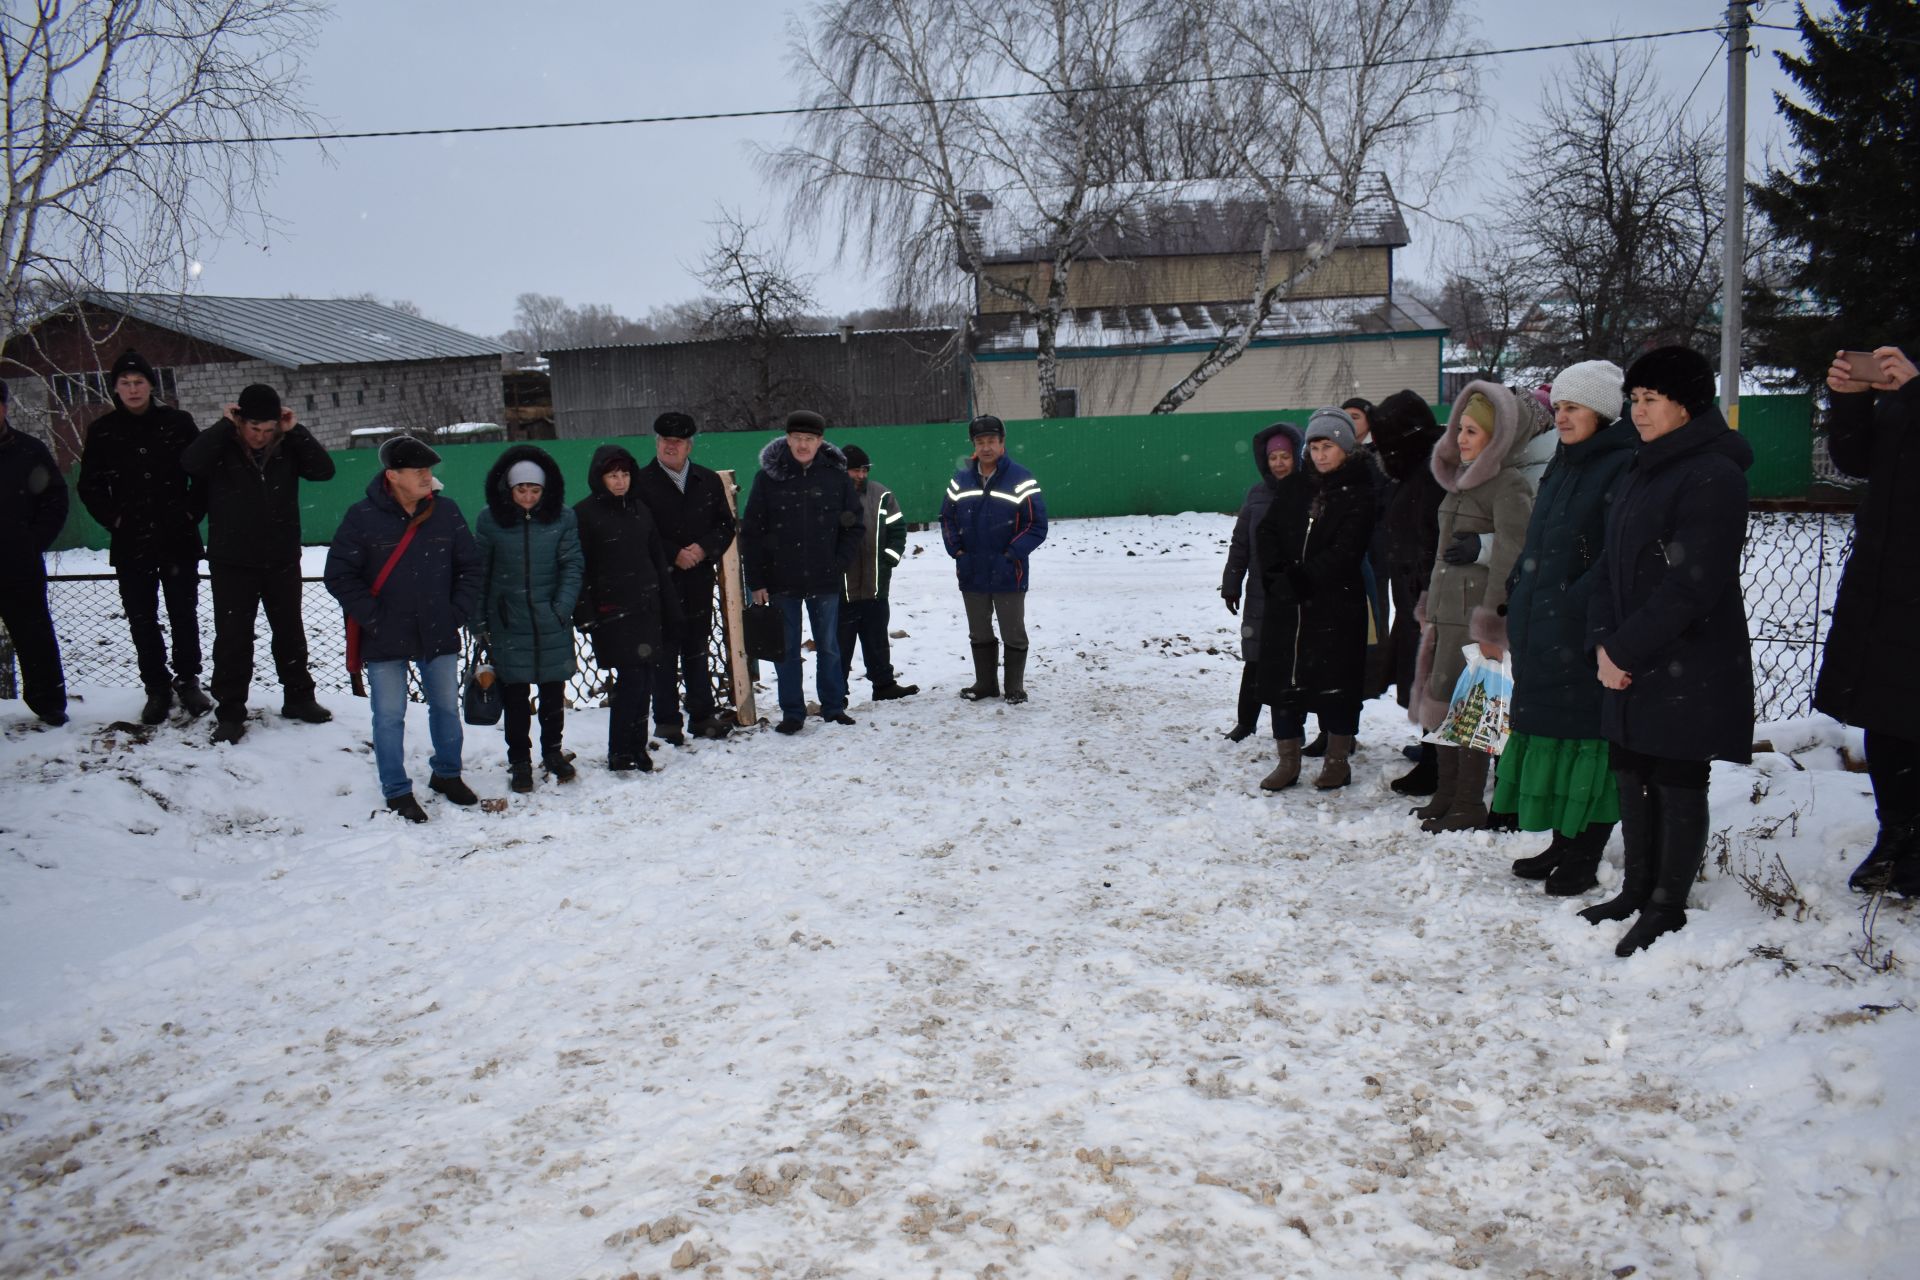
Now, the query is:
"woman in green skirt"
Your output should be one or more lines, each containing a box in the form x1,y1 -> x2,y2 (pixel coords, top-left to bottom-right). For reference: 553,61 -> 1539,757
1492,360 -> 1637,893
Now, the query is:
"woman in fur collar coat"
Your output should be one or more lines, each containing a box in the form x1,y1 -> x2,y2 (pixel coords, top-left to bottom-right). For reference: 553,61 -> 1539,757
1412,381 -> 1539,832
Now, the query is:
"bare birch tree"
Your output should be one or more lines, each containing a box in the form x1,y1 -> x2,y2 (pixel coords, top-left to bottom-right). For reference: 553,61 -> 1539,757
1,0 -> 325,359
763,0 -> 1189,418
1499,46 -> 1727,368
1148,0 -> 1477,412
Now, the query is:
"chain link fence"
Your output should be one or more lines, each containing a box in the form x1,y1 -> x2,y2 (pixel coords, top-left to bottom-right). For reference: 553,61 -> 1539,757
9,574 -> 737,717
2,510 -> 1852,723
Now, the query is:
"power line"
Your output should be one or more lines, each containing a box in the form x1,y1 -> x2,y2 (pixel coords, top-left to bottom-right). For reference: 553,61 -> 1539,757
110,25 -> 1743,150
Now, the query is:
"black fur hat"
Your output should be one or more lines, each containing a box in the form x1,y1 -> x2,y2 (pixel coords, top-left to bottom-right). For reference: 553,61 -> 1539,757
784,410 -> 826,436
1624,345 -> 1717,417
653,411 -> 697,438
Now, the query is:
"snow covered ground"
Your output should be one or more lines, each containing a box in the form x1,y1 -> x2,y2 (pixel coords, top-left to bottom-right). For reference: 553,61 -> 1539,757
3,514 -> 1915,1280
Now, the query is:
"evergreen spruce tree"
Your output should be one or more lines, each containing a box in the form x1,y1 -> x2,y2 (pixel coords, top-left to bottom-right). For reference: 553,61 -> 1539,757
1748,0 -> 1920,388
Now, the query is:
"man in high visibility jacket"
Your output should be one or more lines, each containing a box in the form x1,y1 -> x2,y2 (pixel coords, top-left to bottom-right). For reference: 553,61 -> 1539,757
938,415 -> 1047,704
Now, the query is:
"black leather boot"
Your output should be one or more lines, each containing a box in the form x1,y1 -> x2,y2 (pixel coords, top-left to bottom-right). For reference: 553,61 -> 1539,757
1391,742 -> 1439,796
1545,822 -> 1615,896
1616,784 -> 1709,956
1581,773 -> 1655,925
1511,831 -> 1571,881
1002,645 -> 1029,704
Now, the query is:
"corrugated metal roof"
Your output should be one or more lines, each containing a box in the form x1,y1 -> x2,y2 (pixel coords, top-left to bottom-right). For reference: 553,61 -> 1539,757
85,292 -> 512,369
971,290 -> 1445,354
545,326 -> 957,357
964,173 -> 1408,266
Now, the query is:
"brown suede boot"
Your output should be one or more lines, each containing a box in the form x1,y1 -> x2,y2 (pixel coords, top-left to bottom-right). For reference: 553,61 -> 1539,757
1422,749 -> 1491,832
1261,739 -> 1304,792
1313,734 -> 1356,789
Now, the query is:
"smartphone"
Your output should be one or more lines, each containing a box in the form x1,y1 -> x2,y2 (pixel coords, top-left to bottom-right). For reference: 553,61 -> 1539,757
1841,350 -> 1886,383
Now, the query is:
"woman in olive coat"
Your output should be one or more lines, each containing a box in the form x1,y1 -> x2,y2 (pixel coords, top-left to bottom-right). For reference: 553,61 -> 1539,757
1492,360 -> 1636,893
1584,346 -> 1754,956
574,444 -> 683,773
475,444 -> 584,791
1412,382 -> 1540,832
1253,408 -> 1377,792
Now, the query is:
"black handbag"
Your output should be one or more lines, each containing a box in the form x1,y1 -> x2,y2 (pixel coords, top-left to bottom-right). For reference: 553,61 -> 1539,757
462,644 -> 504,726
742,602 -> 786,662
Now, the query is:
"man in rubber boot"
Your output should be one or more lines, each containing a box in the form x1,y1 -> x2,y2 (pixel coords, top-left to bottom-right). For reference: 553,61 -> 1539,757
940,415 -> 1047,704
182,383 -> 337,744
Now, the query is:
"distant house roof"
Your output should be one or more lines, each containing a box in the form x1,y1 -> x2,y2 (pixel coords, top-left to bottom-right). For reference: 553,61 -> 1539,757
972,290 -> 1445,355
82,292 -> 512,369
544,326 -> 957,357
963,173 -> 1409,267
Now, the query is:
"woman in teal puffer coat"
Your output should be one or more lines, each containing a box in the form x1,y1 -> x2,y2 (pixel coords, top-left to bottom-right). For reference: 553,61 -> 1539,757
474,444 -> 583,792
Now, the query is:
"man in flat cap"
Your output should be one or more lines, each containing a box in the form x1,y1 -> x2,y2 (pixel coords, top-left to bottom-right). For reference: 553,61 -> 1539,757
741,409 -> 863,735
324,434 -> 483,822
633,411 -> 737,742
182,383 -> 336,742
940,414 -> 1047,703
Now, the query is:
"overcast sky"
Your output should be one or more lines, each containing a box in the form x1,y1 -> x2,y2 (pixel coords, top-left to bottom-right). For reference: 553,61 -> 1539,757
191,0 -> 1818,338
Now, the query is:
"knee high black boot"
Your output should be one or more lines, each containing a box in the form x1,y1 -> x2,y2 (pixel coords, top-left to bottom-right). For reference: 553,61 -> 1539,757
1544,822 -> 1615,896
1580,772 -> 1655,925
1615,784 -> 1709,956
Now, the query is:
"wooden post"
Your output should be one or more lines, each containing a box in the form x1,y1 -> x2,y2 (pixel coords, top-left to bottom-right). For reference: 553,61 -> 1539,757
712,468 -> 756,726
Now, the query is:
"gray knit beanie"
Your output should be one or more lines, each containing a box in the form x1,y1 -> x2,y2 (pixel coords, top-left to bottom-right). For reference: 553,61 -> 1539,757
1303,406 -> 1357,455
1551,360 -> 1626,422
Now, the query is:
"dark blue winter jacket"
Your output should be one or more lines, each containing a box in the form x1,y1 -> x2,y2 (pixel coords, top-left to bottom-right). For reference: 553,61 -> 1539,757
939,455 -> 1047,593
324,472 -> 484,665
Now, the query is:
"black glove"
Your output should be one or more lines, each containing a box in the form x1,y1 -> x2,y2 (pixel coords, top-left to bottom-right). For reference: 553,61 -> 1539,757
1441,532 -> 1482,566
1224,595 -> 1240,615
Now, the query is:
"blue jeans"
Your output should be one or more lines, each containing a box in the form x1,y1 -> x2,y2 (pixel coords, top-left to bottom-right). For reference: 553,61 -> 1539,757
366,652 -> 463,799
772,593 -> 844,719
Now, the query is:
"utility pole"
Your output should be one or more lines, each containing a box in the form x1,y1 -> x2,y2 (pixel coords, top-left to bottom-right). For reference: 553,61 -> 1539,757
1721,0 -> 1752,424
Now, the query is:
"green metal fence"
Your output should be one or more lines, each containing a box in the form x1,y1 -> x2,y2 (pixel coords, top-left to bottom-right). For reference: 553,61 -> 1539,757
46,395 -> 1818,552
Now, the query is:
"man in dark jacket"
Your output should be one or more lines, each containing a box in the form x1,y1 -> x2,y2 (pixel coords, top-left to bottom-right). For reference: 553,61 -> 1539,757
0,381 -> 70,725
741,409 -> 863,735
76,350 -> 210,724
324,435 -> 484,822
1813,343 -> 1920,896
939,415 -> 1048,703
633,412 -> 738,743
838,444 -> 917,701
181,384 -> 336,742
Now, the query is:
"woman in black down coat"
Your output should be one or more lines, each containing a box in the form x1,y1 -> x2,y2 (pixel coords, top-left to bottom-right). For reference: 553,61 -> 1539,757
1370,390 -> 1448,795
1493,359 -> 1636,895
1584,346 -> 1754,956
1254,408 -> 1378,793
1813,344 -> 1920,896
574,445 -> 683,773
1221,420 -> 1305,741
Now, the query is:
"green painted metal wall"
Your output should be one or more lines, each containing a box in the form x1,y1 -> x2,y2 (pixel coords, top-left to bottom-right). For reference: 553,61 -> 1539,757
1738,394 -> 1813,500
46,395 -> 1819,552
